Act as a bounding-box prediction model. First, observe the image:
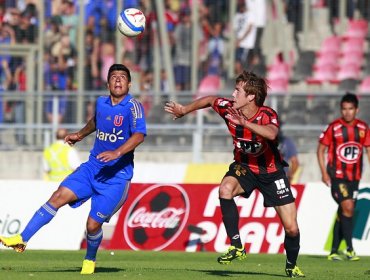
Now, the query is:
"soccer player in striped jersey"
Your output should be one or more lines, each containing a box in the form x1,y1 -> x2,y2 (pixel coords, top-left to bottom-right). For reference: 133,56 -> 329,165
317,92 -> 370,261
0,64 -> 147,274
165,71 -> 304,278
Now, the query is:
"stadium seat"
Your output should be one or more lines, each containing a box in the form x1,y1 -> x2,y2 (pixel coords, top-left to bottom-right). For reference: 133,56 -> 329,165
195,75 -> 221,99
336,63 -> 361,81
313,52 -> 339,68
341,38 -> 365,54
340,52 -> 364,67
267,63 -> 290,80
306,64 -> 337,84
320,36 -> 341,54
343,19 -> 368,39
267,78 -> 289,93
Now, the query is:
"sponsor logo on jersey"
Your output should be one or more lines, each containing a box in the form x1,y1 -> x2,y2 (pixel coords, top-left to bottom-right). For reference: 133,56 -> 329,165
336,141 -> 362,164
123,184 -> 190,251
96,128 -> 124,142
236,139 -> 265,156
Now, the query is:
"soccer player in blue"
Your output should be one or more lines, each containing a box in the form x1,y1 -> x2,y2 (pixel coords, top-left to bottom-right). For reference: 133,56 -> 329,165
0,64 -> 147,274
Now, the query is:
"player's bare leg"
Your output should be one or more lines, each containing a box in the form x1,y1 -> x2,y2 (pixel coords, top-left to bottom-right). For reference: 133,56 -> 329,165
275,202 -> 305,278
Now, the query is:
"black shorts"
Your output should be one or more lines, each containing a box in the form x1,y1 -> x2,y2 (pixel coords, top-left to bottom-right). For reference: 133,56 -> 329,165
225,162 -> 295,207
331,178 -> 359,204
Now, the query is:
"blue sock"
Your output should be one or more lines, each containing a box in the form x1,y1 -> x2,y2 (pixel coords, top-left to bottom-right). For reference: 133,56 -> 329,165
21,202 -> 58,242
85,229 -> 103,261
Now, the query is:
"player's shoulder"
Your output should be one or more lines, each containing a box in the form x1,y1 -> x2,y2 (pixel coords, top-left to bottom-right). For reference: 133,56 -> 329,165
214,97 -> 233,108
96,95 -> 109,104
259,106 -> 278,116
355,118 -> 369,129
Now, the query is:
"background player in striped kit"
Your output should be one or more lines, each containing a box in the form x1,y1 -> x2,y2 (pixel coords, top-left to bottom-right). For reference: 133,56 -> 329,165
165,70 -> 304,278
0,64 -> 147,274
317,92 -> 370,261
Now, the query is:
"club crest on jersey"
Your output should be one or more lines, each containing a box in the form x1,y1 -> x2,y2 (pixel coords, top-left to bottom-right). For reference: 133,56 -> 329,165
114,115 -> 123,126
336,141 -> 362,164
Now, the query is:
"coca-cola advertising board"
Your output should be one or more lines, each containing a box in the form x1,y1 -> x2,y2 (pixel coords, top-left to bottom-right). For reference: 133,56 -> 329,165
109,183 -> 304,253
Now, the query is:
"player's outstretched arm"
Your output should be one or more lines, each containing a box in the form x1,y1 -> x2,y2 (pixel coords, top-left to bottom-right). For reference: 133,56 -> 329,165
65,116 -> 96,146
164,96 -> 218,120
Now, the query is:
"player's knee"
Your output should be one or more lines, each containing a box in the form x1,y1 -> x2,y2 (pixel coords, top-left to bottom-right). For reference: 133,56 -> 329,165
285,225 -> 299,237
86,218 -> 102,234
48,189 -> 70,208
219,184 -> 234,199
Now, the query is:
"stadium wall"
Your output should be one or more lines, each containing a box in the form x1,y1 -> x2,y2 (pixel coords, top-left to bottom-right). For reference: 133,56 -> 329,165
1,164 -> 369,255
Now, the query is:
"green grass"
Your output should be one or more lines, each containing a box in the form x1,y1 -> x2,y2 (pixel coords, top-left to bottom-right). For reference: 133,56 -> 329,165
0,250 -> 369,280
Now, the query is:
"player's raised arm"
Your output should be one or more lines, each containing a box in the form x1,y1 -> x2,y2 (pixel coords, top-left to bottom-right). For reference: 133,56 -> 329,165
164,96 -> 218,120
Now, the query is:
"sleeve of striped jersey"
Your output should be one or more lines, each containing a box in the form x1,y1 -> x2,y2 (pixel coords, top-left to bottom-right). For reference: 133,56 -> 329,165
364,125 -> 370,146
129,99 -> 147,135
212,97 -> 231,117
319,124 -> 332,146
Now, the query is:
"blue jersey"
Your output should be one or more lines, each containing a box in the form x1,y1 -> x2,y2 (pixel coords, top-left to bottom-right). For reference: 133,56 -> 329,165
89,94 -> 146,180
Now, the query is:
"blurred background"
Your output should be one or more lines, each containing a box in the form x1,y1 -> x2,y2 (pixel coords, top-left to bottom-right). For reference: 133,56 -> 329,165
0,0 -> 370,182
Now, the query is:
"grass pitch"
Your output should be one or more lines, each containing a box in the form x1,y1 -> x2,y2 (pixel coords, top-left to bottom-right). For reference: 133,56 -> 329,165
0,250 -> 369,280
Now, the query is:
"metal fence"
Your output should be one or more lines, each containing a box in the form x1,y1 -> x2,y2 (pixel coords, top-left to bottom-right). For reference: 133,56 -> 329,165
1,91 -> 369,160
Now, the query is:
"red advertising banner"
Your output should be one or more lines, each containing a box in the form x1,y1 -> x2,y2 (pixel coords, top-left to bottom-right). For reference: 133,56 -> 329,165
108,183 -> 305,253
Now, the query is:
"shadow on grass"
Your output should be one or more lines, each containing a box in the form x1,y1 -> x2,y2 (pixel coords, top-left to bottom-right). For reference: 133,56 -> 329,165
23,267 -> 124,273
193,269 -> 284,278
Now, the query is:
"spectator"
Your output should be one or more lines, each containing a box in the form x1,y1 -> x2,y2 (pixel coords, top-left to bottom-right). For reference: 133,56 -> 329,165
43,128 -> 81,182
233,1 -> 256,74
207,21 -> 226,76
248,0 -> 267,66
12,61 -> 27,145
173,7 -> 192,91
60,0 -> 78,47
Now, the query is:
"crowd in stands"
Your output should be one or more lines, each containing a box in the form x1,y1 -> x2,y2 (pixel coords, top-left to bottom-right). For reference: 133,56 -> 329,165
0,0 -> 370,131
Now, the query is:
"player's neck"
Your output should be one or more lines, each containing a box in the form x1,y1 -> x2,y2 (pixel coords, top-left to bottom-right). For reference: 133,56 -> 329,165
240,104 -> 259,120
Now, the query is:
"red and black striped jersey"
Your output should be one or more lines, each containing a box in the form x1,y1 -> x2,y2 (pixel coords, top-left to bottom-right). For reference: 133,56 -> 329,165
212,97 -> 284,174
319,118 -> 370,181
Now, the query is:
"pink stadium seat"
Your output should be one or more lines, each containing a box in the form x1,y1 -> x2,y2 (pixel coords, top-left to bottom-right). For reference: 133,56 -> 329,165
320,36 -> 341,53
314,52 -> 339,68
267,78 -> 289,93
358,76 -> 370,93
267,62 -> 290,80
341,38 -> 365,54
343,19 -> 368,39
306,64 -> 337,84
340,52 -> 364,67
195,75 -> 221,99
336,63 -> 361,81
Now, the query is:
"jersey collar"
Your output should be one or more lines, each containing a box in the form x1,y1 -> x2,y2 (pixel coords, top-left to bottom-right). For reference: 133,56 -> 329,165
106,93 -> 132,106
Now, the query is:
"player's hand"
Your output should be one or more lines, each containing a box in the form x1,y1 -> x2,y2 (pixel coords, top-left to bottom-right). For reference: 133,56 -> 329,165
164,101 -> 185,120
321,173 -> 331,187
97,151 -> 120,162
65,132 -> 82,146
225,107 -> 247,126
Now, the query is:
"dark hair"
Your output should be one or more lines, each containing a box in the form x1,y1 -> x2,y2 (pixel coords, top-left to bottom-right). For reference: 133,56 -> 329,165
235,71 -> 268,107
107,64 -> 131,82
341,92 -> 358,108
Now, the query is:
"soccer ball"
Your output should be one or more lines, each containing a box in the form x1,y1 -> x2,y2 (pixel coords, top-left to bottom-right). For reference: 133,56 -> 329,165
117,8 -> 146,37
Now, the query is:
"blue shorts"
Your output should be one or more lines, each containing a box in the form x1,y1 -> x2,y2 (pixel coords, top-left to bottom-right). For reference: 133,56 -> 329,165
60,161 -> 131,224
